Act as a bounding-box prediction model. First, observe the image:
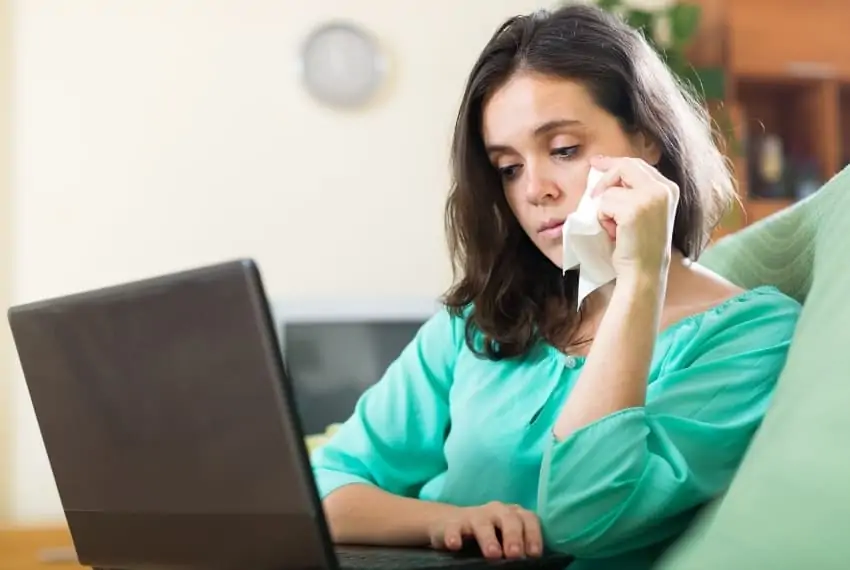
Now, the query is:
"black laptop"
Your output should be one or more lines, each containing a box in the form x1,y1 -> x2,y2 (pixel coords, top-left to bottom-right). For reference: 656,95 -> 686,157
7,259 -> 573,570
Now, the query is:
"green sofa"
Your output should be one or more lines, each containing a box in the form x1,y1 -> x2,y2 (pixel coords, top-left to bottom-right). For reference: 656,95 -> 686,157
657,165 -> 850,569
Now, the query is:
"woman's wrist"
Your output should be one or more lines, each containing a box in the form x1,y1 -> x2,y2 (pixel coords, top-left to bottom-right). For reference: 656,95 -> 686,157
603,268 -> 666,351
554,268 -> 663,438
325,484 -> 464,546
614,268 -> 666,308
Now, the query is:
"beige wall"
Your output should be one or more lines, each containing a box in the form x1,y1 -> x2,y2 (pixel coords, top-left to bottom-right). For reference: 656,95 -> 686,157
7,0 -> 555,523
1,0 -> 12,522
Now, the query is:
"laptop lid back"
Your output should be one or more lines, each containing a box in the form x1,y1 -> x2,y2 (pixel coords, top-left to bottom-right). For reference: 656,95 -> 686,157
7,260 -> 335,570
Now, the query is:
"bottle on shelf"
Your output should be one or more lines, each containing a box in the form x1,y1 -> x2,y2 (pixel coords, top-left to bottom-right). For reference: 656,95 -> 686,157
747,131 -> 790,200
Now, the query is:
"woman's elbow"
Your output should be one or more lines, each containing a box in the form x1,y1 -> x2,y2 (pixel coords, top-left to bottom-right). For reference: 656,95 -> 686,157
537,480 -> 700,558
322,482 -> 366,512
538,496 -> 633,558
537,458 -> 649,556
320,482 -> 384,543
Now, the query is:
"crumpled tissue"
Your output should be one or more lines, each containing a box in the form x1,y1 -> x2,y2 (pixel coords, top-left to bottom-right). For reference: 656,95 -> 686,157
562,167 -> 617,308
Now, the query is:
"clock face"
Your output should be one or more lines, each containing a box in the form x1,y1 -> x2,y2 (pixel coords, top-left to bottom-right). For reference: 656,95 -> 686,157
299,22 -> 387,109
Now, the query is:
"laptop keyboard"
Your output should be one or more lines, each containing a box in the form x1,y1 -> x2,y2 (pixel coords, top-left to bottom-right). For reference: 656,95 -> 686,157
336,545 -> 573,570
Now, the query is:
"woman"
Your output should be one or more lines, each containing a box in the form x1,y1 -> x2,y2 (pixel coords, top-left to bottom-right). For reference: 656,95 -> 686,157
310,5 -> 800,568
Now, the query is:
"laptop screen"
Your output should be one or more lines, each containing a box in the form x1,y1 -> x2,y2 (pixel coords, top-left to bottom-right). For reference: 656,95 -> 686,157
280,319 -> 427,435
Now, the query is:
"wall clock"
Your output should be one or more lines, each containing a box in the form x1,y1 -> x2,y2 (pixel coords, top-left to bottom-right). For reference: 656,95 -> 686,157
299,21 -> 387,110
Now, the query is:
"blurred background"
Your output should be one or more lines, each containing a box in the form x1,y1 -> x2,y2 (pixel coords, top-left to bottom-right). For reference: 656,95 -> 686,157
0,0 -> 848,564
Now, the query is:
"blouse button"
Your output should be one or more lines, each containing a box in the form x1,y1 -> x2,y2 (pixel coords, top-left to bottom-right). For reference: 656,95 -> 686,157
564,355 -> 577,369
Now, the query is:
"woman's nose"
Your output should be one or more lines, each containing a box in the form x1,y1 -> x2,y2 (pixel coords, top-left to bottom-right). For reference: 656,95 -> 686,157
524,167 -> 561,204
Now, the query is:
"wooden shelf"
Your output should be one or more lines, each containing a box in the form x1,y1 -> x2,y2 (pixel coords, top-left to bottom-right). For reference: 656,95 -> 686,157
726,0 -> 850,80
691,0 -> 849,240
745,198 -> 795,224
722,76 -> 840,233
841,85 -> 850,170
734,77 -> 840,182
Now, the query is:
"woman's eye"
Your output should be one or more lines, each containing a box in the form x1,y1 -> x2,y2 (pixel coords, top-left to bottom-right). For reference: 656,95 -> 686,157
499,164 -> 521,180
552,146 -> 579,159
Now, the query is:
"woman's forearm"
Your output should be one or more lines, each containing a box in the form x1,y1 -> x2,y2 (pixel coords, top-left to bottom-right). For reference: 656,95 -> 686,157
323,483 -> 462,546
553,272 -> 664,440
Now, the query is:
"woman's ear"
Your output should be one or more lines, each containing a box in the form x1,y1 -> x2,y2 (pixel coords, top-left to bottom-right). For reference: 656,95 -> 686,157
633,131 -> 662,166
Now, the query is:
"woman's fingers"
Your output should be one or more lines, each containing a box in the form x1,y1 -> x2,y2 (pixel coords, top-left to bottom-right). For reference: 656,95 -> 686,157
590,156 -> 657,196
518,508 -> 544,558
471,517 -> 503,559
498,510 -> 526,559
438,520 -> 464,551
589,155 -> 678,202
595,186 -> 634,239
431,502 -> 544,560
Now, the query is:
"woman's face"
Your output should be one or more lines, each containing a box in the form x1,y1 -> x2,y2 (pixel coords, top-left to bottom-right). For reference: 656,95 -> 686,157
481,72 -> 660,268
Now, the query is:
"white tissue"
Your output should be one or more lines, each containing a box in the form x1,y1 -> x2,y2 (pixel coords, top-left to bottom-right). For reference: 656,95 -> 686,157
562,167 -> 617,308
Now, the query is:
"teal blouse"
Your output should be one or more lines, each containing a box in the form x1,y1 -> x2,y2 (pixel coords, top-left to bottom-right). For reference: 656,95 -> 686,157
309,286 -> 801,568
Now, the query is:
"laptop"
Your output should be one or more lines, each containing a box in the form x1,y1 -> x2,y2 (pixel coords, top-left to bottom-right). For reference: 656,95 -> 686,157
7,259 -> 574,570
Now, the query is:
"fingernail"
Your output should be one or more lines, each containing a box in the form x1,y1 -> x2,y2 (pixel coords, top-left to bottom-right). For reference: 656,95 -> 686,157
510,544 -> 521,555
529,543 -> 541,555
489,544 -> 501,556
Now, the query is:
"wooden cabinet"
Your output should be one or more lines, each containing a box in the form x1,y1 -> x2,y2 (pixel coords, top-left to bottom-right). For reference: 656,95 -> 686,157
734,77 -> 840,179
728,76 -> 843,227
727,0 -> 850,80
841,85 -> 850,169
691,0 -> 849,239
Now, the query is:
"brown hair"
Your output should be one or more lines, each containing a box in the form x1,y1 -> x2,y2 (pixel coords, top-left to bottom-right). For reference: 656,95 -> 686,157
441,4 -> 734,360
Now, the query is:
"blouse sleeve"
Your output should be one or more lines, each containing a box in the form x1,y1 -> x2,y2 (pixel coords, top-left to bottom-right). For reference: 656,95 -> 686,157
537,291 -> 801,559
309,307 -> 463,500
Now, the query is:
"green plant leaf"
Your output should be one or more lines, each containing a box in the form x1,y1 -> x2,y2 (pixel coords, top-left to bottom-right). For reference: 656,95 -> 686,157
669,3 -> 701,48
596,0 -> 622,10
626,10 -> 654,37
666,51 -> 689,76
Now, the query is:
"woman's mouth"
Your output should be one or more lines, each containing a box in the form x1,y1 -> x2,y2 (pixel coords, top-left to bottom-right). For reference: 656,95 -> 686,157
538,219 -> 565,239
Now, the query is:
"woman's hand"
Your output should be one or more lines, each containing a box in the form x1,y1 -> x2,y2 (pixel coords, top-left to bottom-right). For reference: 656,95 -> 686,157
589,155 -> 679,282
427,501 -> 543,560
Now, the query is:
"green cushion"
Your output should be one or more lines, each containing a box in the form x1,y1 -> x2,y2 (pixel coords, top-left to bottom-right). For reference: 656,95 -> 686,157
657,166 -> 850,568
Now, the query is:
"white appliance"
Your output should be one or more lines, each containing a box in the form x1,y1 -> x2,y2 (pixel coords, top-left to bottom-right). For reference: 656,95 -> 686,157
272,297 -> 440,435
